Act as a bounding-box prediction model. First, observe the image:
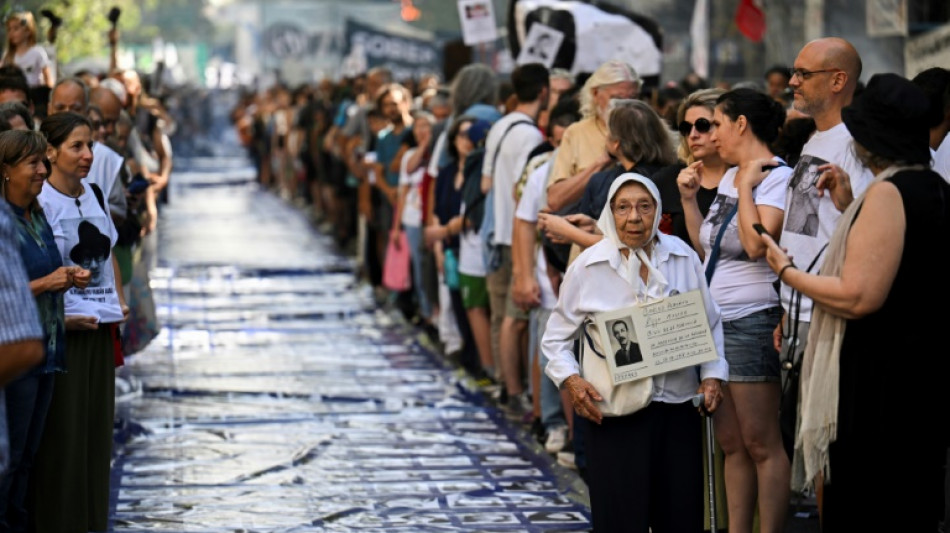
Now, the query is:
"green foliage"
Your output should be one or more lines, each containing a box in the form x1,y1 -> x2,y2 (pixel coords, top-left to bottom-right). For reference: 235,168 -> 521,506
3,0 -> 212,65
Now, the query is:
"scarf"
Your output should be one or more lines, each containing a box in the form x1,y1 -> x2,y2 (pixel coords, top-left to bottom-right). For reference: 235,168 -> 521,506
793,164 -> 924,490
595,173 -> 668,300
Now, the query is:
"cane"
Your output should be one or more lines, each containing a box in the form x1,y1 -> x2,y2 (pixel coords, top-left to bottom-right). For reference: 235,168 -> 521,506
692,393 -> 718,533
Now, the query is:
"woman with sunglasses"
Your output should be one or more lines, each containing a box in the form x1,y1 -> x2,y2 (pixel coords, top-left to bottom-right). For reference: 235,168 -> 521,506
652,88 -> 727,247
679,88 -> 792,533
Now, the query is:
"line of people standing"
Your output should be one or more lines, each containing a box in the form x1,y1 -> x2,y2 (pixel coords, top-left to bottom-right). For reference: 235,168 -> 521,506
231,36 -> 950,533
0,8 -> 177,531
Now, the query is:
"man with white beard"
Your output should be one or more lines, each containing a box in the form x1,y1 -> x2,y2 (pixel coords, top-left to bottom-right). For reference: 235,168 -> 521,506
545,60 -> 640,213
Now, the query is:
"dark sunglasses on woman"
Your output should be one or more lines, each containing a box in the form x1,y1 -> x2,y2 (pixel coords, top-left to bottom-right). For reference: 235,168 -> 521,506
678,117 -> 712,137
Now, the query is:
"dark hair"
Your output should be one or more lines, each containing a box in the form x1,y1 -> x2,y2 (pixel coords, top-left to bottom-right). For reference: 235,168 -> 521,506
510,63 -> 550,103
657,86 -> 687,108
446,114 -> 477,162
911,67 -> 950,129
547,97 -> 581,138
0,101 -> 33,130
0,70 -> 29,101
40,111 -> 92,148
772,117 -> 816,167
765,65 -> 791,81
716,88 -> 786,144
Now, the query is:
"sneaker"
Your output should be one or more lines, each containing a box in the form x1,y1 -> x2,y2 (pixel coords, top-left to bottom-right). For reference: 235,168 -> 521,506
556,442 -> 577,471
544,425 -> 569,454
502,391 -> 532,419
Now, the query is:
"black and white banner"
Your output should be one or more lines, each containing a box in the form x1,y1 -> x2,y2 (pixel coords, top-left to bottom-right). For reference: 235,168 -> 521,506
344,19 -> 443,81
507,0 -> 663,78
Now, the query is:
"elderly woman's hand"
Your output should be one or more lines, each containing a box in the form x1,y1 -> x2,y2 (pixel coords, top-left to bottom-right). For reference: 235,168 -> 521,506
696,378 -> 724,414
561,374 -> 604,424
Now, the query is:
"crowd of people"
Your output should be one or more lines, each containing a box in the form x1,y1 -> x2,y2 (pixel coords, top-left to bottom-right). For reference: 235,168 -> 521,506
0,6 -> 948,531
231,36 -> 950,533
0,8 -> 174,532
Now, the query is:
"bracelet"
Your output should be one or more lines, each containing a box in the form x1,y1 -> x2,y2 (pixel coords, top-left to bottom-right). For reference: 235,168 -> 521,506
778,263 -> 796,281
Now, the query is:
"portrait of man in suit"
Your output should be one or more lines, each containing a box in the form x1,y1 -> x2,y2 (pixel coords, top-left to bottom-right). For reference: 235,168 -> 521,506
610,318 -> 642,367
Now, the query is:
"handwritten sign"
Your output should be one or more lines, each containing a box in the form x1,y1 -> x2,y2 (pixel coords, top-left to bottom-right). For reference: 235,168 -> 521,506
594,290 -> 719,385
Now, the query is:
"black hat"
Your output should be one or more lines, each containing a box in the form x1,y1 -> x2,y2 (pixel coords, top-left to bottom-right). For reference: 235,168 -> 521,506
841,73 -> 931,165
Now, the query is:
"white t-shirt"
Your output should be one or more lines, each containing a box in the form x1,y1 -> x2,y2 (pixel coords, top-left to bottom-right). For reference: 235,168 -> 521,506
778,122 -> 874,323
38,181 -> 123,323
699,160 -> 791,321
89,142 -> 127,219
482,111 -> 542,246
398,147 -> 425,228
514,158 -> 557,309
458,201 -> 487,277
11,45 -> 49,87
933,135 -> 950,183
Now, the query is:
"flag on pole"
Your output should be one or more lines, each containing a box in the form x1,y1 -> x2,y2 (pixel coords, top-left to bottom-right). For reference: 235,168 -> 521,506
735,0 -> 766,42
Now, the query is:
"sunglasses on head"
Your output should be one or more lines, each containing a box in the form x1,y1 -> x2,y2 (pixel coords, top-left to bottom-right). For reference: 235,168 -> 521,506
678,117 -> 712,137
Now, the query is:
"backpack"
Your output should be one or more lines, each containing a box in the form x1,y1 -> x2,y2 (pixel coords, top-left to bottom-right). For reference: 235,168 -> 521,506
459,119 -> 537,231
459,148 -> 488,230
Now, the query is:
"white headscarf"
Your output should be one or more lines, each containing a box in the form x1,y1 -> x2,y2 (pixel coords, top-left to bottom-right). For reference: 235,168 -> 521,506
595,173 -> 668,302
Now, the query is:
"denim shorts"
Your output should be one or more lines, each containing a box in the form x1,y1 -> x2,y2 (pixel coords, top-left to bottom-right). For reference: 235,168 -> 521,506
723,306 -> 783,383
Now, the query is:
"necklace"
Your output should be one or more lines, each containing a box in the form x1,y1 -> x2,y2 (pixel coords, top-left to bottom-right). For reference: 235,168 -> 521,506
47,180 -> 83,207
47,180 -> 85,216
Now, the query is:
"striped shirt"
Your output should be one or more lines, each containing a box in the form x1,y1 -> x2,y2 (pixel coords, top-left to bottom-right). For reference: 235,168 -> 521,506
0,201 -> 42,344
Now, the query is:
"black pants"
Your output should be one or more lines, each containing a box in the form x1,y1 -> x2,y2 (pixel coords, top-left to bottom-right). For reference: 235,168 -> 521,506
586,402 -> 704,533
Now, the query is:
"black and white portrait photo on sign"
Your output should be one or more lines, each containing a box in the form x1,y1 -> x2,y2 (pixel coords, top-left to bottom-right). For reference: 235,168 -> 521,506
607,317 -> 642,367
594,291 -> 720,385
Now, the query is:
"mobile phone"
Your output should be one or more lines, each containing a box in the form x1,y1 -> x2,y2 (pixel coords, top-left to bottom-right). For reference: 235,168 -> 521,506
753,223 -> 769,236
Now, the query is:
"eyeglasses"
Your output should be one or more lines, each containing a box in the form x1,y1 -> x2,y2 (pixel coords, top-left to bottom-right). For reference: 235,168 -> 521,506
789,68 -> 840,81
678,117 -> 712,137
611,201 -> 655,217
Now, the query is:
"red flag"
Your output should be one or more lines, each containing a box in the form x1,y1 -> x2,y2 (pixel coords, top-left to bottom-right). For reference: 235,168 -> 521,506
735,0 -> 765,42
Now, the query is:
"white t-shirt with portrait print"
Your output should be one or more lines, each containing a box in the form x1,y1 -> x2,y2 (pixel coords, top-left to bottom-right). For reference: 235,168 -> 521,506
38,181 -> 124,323
777,122 -> 874,323
699,159 -> 792,321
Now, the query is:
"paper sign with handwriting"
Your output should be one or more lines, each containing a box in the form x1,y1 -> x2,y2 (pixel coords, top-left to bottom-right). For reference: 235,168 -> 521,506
594,290 -> 719,385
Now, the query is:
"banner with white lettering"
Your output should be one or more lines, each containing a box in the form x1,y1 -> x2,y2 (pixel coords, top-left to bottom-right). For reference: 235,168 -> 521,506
344,19 -> 443,82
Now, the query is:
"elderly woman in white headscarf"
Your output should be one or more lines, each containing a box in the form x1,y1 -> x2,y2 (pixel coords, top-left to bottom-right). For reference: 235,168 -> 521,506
542,173 -> 728,533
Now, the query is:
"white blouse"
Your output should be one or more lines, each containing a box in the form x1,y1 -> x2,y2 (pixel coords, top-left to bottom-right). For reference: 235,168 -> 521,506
542,234 -> 729,404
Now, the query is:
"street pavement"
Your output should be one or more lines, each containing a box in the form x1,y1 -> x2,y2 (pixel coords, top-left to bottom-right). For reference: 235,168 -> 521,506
108,156 -> 591,532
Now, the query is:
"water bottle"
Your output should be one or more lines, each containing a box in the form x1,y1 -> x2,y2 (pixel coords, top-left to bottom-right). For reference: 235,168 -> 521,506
444,248 -> 460,290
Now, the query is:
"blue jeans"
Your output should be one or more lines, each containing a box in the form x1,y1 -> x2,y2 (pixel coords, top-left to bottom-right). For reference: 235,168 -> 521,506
0,372 -> 54,532
529,307 -> 565,430
403,225 -> 431,319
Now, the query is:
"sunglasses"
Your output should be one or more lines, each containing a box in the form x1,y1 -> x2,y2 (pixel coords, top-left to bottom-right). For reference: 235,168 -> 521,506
678,117 -> 712,137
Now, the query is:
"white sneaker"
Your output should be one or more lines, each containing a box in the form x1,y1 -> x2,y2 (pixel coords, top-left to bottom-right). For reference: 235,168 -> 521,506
556,449 -> 577,470
544,425 -> 568,454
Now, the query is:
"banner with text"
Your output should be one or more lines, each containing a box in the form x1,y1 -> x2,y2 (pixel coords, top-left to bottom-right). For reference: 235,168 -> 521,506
344,19 -> 443,82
